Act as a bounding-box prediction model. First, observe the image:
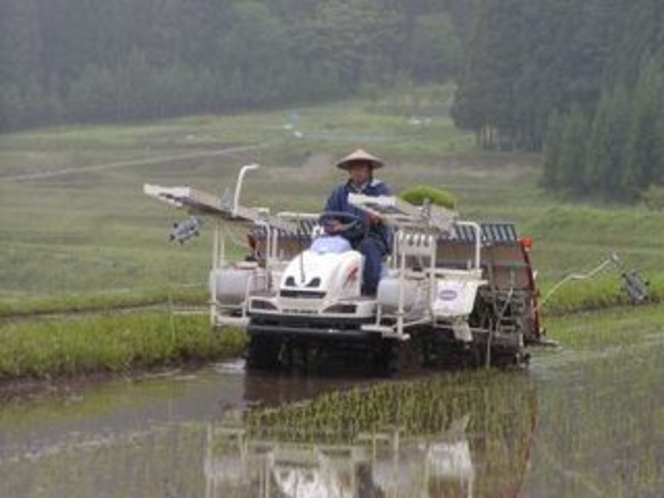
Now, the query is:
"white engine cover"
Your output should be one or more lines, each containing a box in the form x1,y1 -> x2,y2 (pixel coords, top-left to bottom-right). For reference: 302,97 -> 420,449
281,249 -> 364,300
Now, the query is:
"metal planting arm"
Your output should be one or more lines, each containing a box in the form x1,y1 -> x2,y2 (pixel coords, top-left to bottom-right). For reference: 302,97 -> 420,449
348,193 -> 458,233
143,164 -> 299,233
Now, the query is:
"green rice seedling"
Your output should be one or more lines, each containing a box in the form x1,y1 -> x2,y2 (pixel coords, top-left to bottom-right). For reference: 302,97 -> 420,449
399,184 -> 457,209
242,370 -> 535,444
527,306 -> 664,497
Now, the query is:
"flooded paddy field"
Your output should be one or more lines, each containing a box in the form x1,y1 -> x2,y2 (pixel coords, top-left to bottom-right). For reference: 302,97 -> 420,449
0,307 -> 662,498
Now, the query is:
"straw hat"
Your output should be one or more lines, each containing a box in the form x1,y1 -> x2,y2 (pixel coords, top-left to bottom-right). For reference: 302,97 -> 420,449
335,149 -> 384,170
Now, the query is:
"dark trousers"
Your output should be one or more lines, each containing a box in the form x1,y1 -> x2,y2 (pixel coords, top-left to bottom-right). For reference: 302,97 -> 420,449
356,236 -> 385,295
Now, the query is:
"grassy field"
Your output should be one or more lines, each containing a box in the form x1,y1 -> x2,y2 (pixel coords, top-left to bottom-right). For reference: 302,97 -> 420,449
0,88 -> 475,302
1,85 -> 663,375
0,313 -> 246,380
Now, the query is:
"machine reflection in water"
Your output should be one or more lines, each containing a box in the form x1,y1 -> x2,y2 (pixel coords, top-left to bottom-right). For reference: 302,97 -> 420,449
204,411 -> 474,498
0,371 -> 535,497
204,371 -> 537,498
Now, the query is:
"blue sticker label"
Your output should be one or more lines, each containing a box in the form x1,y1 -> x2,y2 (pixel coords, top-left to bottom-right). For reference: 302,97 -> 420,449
438,289 -> 458,301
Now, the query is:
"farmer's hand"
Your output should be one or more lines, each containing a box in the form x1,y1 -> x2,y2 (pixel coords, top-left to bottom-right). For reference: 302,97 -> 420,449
365,212 -> 382,225
326,219 -> 343,233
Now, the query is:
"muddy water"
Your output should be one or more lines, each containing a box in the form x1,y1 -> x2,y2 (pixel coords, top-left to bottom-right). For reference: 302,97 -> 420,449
0,311 -> 663,498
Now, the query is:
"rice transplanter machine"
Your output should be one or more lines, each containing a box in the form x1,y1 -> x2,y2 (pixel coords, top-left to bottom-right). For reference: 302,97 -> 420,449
145,164 -> 546,373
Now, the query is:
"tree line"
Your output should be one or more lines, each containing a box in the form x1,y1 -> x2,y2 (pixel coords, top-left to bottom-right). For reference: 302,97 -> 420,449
0,0 -> 469,132
453,0 -> 664,201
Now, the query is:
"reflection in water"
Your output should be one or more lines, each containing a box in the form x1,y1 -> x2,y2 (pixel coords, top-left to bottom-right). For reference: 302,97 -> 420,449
0,368 -> 537,498
205,412 -> 474,498
241,369 -> 379,408
207,371 -> 537,498
2,310 -> 664,497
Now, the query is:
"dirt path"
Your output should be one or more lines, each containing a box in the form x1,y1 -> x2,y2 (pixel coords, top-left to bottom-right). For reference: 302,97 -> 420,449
0,303 -> 207,324
1,142 -> 275,183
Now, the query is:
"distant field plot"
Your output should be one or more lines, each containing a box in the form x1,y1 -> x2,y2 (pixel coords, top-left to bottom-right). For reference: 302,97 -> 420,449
0,95 -> 662,313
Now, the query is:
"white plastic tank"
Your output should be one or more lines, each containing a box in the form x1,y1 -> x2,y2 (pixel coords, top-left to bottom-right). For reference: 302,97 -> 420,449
377,275 -> 424,314
209,263 -> 266,305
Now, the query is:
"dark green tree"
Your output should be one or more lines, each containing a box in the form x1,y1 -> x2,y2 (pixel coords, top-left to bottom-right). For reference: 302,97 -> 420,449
542,111 -> 564,188
409,13 -> 461,82
557,109 -> 590,194
585,84 -> 631,199
624,59 -> 664,196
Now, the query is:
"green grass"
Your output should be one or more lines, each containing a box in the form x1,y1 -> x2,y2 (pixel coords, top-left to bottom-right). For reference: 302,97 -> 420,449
0,85 -> 478,300
0,313 -> 245,380
0,86 -> 475,301
0,286 -> 207,319
545,304 -> 664,350
2,89 -> 662,304
539,273 -> 663,316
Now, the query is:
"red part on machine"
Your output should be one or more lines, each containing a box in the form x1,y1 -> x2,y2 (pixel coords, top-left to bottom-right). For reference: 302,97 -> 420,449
519,236 -> 544,339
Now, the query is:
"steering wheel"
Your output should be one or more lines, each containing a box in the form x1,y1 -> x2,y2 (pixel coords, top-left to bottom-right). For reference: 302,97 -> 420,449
318,211 -> 366,238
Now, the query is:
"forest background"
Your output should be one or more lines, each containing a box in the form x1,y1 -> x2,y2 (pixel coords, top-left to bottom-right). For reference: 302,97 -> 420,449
2,0 -> 664,200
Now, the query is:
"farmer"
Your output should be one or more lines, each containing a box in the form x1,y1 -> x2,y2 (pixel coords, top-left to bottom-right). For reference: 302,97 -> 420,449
324,149 -> 391,296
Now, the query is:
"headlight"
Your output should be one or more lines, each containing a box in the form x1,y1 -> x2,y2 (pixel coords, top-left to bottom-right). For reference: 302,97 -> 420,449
323,303 -> 357,314
250,299 -> 278,311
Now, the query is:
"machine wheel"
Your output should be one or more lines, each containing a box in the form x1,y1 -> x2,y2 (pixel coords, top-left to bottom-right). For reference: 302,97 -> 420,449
372,339 -> 403,377
245,335 -> 282,371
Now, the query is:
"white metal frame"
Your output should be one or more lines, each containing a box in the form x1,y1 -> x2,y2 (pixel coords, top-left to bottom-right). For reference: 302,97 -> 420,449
146,168 -> 486,340
208,166 -> 321,326
350,194 -> 485,341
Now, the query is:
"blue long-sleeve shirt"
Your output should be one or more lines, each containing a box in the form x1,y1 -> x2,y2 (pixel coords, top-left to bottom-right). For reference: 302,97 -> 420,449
324,178 -> 391,251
